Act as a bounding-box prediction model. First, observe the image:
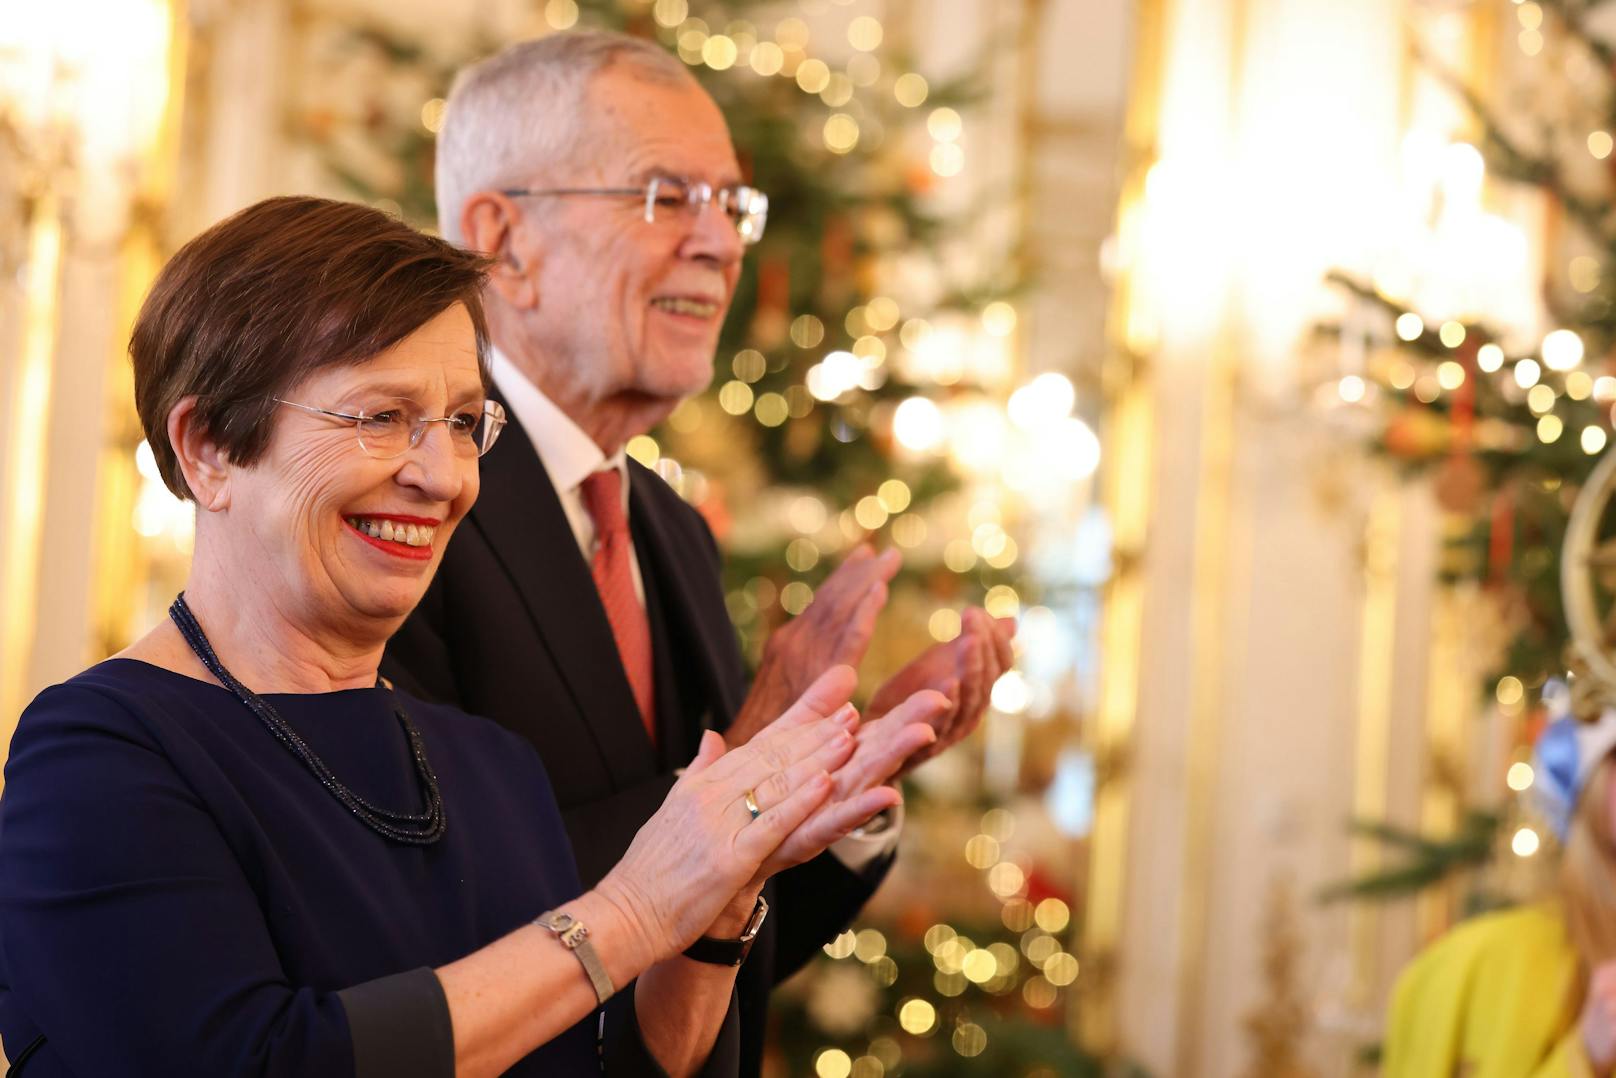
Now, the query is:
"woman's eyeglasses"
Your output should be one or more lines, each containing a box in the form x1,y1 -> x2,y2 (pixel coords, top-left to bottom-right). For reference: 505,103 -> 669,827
274,397 -> 507,459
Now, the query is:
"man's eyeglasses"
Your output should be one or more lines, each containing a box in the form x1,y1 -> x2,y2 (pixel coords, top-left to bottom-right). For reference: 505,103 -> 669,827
501,177 -> 769,245
274,397 -> 508,459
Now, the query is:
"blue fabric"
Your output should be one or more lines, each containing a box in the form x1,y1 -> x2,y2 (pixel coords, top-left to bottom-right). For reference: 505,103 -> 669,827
1535,714 -> 1582,841
0,659 -> 599,1076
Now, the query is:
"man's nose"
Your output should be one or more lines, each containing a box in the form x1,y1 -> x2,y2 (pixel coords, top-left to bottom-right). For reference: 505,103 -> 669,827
683,200 -> 744,267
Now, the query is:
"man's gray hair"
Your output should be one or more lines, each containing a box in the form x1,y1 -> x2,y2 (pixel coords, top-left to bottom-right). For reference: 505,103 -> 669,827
435,30 -> 694,244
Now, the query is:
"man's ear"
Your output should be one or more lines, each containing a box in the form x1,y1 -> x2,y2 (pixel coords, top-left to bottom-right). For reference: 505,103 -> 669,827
168,397 -> 232,512
462,192 -> 539,310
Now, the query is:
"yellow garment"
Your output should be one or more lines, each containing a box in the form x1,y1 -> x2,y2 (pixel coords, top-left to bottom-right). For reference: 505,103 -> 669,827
1384,904 -> 1593,1078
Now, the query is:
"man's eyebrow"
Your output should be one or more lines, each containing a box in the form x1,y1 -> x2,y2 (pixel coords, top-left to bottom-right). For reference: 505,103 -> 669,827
628,165 -> 747,188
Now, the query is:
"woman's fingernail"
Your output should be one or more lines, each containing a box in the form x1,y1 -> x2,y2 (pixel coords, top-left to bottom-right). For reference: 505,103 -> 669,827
835,704 -> 858,726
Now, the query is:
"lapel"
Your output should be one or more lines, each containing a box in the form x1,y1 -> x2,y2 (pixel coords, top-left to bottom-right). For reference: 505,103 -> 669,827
467,398 -> 657,785
626,461 -> 745,725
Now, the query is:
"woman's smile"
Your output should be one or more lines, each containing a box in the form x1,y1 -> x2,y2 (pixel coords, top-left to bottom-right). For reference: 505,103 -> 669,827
342,513 -> 442,561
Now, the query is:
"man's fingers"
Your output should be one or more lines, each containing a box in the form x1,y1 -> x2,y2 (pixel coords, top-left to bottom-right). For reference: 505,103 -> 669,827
777,666 -> 859,727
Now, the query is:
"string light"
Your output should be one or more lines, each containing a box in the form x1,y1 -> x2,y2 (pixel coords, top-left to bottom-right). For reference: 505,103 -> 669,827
894,73 -> 928,107
1512,826 -> 1540,857
1506,761 -> 1535,791
1477,344 -> 1505,372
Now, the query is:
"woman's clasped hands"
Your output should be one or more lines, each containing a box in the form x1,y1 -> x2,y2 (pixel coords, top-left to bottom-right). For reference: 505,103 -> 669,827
594,665 -> 945,964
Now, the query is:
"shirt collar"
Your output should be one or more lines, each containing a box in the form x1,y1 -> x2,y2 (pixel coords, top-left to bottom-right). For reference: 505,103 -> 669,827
489,346 -> 628,498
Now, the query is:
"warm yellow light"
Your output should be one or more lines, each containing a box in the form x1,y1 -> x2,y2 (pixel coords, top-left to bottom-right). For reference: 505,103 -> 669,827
823,113 -> 860,153
1394,313 -> 1425,341
1598,376 -> 1616,402
1008,372 -> 1076,430
1527,384 -> 1556,414
987,861 -> 1026,897
961,949 -> 996,983
929,608 -> 962,642
1437,361 -> 1465,391
1519,29 -> 1544,55
788,495 -> 827,534
1043,952 -> 1080,986
1023,976 -> 1057,1008
795,58 -> 831,94
848,15 -> 883,51
854,495 -> 889,531
1478,344 -> 1505,372
820,73 -> 854,108
964,833 -> 1001,869
750,41 -> 784,76
775,16 -> 809,48
923,924 -> 957,953
1512,826 -> 1540,857
930,143 -> 964,177
1539,414 -> 1565,443
928,107 -> 963,142
1439,321 -> 1466,348
718,380 -> 754,415
702,34 -> 738,69
824,929 -> 857,958
1496,675 -> 1525,707
866,296 -> 901,331
421,97 -> 447,133
816,1048 -> 853,1078
1022,933 -> 1059,965
1591,130 -> 1614,160
791,314 -> 825,348
1543,329 -> 1585,371
1584,426 -> 1609,455
990,671 -> 1029,714
626,435 -> 660,466
942,540 -> 977,574
890,513 -> 926,548
1518,2 -> 1544,29
982,301 -> 1017,337
781,581 -> 813,614
1001,898 -> 1035,932
1337,375 -> 1366,403
786,537 -> 819,572
951,1022 -> 987,1057
892,397 -> 944,452
1389,362 -> 1416,390
1506,761 -> 1535,792
853,928 -> 887,963
894,73 -> 928,107
1514,358 -> 1542,389
653,0 -> 688,27
898,999 -> 937,1035
877,479 -> 911,512
1034,897 -> 1071,933
544,0 -> 579,28
1569,371 -> 1594,400
985,584 -> 1020,619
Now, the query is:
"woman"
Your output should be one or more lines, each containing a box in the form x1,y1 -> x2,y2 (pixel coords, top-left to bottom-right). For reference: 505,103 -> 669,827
0,196 -> 939,1076
1383,687 -> 1616,1077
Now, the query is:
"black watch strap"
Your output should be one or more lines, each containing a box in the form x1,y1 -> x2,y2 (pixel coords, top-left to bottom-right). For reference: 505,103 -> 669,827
683,895 -> 769,967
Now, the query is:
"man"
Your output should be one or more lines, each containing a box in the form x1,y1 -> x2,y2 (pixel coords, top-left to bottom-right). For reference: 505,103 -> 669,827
384,29 -> 1015,1073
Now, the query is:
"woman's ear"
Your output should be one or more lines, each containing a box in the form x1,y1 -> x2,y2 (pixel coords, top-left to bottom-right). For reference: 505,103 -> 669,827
462,192 -> 539,310
167,397 -> 232,512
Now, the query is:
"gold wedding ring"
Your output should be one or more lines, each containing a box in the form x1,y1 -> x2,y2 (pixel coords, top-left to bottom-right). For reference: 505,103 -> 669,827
743,788 -> 762,821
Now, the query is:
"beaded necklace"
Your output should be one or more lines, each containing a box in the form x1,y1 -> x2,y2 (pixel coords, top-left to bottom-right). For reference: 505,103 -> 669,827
168,593 -> 446,845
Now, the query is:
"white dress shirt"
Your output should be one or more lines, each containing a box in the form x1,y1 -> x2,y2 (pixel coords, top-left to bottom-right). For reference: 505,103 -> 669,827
489,347 -> 900,872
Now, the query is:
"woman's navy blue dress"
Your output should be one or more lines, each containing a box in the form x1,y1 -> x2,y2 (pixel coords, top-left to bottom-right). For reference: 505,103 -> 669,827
0,658 -> 640,1076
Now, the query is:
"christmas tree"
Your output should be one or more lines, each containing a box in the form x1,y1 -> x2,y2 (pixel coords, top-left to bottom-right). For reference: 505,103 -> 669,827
1316,0 -> 1616,909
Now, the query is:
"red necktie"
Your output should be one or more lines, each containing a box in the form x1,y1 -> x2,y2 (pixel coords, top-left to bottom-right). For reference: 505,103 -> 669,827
579,469 -> 656,743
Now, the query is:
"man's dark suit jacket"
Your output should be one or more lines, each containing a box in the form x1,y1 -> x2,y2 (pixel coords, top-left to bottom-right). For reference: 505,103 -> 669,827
382,402 -> 888,1076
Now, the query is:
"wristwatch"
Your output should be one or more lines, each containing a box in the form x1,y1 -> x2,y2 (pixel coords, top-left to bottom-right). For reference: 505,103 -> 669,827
534,909 -> 615,1004
682,895 -> 769,967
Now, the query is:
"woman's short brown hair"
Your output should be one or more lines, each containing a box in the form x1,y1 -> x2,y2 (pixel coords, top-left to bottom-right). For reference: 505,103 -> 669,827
131,196 -> 492,499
